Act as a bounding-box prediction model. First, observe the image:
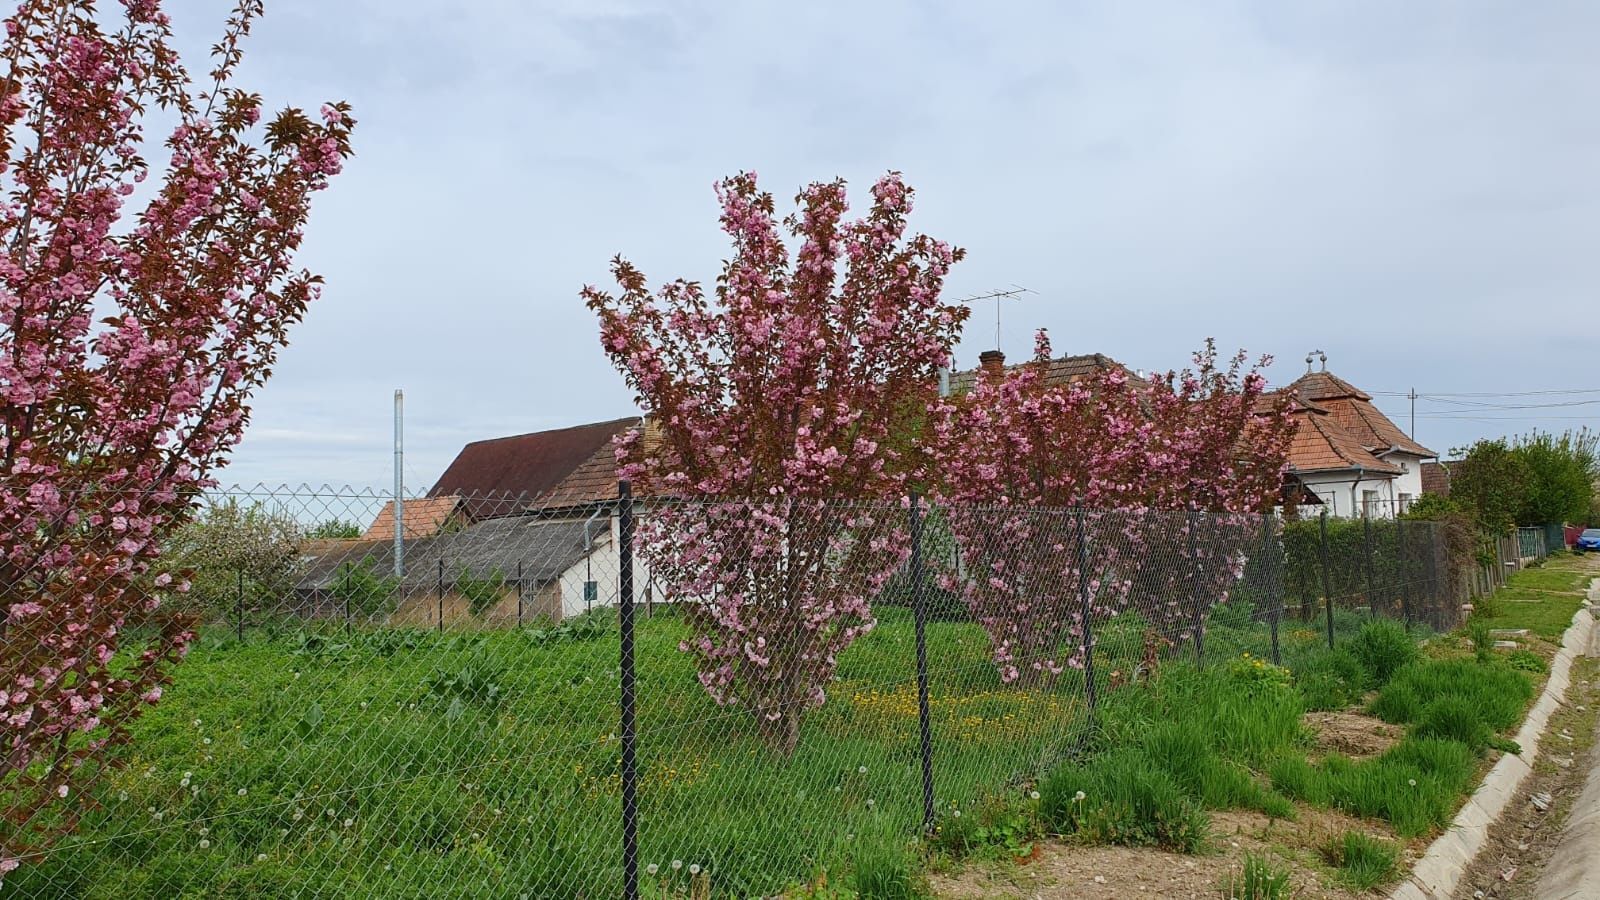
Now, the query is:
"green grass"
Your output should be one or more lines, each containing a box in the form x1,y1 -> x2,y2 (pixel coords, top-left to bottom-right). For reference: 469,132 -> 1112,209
1222,852 -> 1293,900
13,609 -> 1088,899
1322,830 -> 1399,891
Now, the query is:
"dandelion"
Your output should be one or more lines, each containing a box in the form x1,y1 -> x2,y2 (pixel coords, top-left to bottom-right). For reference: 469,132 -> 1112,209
1074,790 -> 1086,802
865,798 -> 875,808
326,809 -> 335,817
202,737 -> 212,745
1408,779 -> 1418,787
293,809 -> 304,821
689,863 -> 702,875
857,766 -> 867,775
671,860 -> 683,871
342,818 -> 353,828
1029,790 -> 1041,800
256,853 -> 268,863
198,839 -> 210,850
646,863 -> 659,876
237,788 -> 247,797
180,778 -> 190,788
952,809 -> 961,818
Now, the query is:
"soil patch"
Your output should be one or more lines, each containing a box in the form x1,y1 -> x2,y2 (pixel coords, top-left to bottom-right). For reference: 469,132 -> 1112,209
930,809 -> 1403,899
1305,711 -> 1402,760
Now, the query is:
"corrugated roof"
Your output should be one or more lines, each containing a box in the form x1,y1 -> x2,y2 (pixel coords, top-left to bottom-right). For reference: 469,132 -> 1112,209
360,496 -> 464,541
430,417 -> 639,518
296,514 -> 605,593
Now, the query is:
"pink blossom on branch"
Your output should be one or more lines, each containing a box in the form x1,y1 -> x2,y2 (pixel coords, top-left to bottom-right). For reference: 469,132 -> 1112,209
0,0 -> 352,862
928,331 -> 1294,682
585,171 -> 967,752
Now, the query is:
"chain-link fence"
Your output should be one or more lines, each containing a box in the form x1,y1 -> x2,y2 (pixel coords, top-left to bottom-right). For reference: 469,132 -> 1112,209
3,485 -> 1482,898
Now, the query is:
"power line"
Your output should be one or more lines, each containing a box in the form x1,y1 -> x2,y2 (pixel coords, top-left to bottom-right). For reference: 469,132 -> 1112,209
1371,388 -> 1600,398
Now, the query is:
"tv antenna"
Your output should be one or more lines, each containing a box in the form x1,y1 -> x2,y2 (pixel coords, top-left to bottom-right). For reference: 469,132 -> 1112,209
959,285 -> 1034,351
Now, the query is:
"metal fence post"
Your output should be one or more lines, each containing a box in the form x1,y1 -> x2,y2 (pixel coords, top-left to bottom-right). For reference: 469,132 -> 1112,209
617,481 -> 640,900
1261,514 -> 1281,666
1188,510 -> 1204,664
1362,514 -> 1377,620
908,492 -> 935,834
1076,510 -> 1097,710
436,559 -> 444,633
516,561 -> 524,629
1395,517 -> 1413,629
1319,510 -> 1334,649
237,570 -> 245,642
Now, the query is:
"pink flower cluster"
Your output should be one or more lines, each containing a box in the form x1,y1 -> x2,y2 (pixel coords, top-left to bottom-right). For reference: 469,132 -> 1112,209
585,172 -> 967,751
0,0 -> 351,862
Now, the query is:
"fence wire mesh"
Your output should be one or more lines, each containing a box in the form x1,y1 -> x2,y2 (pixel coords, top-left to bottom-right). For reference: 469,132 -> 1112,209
2,486 -> 1492,898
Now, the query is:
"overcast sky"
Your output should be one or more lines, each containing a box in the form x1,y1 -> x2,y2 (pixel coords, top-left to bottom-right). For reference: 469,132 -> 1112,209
164,0 -> 1600,492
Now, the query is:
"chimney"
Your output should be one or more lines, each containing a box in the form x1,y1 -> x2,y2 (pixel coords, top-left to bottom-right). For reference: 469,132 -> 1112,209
979,349 -> 1006,378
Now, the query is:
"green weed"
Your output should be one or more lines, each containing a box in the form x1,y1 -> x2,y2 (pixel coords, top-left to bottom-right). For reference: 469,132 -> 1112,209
1322,830 -> 1399,890
1221,852 -> 1293,900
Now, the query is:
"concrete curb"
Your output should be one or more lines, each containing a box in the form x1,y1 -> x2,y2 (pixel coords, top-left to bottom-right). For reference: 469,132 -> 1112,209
1389,576 -> 1599,900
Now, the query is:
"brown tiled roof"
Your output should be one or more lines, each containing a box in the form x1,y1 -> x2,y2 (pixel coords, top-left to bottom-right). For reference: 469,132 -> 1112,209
1285,370 -> 1435,460
1421,460 -> 1452,496
948,352 -> 1146,394
430,417 -> 639,518
360,496 -> 465,541
1285,406 -> 1403,475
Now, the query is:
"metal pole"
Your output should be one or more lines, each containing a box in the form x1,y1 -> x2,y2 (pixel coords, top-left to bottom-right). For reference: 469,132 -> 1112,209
517,561 -> 523,629
617,481 -> 640,900
1077,510 -> 1097,710
909,492 -> 935,834
1189,510 -> 1203,663
394,389 -> 404,578
1319,510 -> 1334,649
1396,517 -> 1412,629
237,569 -> 245,642
436,559 -> 444,633
1263,514 -> 1281,666
1362,514 -> 1377,619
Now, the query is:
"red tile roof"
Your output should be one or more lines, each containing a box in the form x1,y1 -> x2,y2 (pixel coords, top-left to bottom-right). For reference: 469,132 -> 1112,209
430,417 -> 639,518
1421,460 -> 1452,496
1276,368 -> 1435,475
360,496 -> 465,541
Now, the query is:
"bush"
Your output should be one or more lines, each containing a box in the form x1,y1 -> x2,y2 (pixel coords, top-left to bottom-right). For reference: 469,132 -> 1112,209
1323,830 -> 1399,891
1348,619 -> 1418,687
1507,649 -> 1547,673
929,793 -> 1039,861
1039,750 -> 1210,852
455,567 -> 506,617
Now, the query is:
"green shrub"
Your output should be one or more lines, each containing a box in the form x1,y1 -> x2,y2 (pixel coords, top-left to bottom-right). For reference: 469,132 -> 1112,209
455,567 -> 506,617
1467,619 -> 1494,662
1348,620 -> 1418,687
1413,696 -> 1491,753
1039,750 -> 1210,852
1323,830 -> 1399,891
331,559 -> 399,617
1222,852 -> 1293,900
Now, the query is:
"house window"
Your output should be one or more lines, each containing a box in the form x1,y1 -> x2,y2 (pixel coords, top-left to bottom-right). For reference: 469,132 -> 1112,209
1363,490 -> 1380,518
1398,492 -> 1413,513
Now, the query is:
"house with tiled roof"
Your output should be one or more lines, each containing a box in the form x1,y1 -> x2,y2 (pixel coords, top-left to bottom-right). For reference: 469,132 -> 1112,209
947,348 -> 1147,394
1276,359 -> 1436,517
427,416 -> 641,518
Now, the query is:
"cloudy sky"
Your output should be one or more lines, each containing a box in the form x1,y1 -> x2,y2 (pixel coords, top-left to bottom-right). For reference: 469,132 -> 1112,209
165,0 -> 1600,492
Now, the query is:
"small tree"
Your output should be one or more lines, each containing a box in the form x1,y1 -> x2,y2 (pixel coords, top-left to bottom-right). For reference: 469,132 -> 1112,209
161,498 -> 303,617
928,333 -> 1292,682
585,171 -> 967,751
1511,429 -> 1596,526
1447,439 -> 1531,531
0,0 -> 350,866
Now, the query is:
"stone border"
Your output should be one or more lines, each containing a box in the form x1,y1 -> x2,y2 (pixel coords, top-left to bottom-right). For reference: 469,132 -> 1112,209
1390,576 -> 1600,899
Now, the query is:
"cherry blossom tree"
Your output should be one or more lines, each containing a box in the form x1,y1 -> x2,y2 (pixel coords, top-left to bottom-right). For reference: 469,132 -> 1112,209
0,0 -> 351,868
585,171 -> 966,751
929,333 -> 1292,683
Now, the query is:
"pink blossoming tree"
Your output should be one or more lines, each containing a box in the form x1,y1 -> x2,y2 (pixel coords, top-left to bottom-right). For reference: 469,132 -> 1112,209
929,333 -> 1292,683
0,0 -> 350,868
585,171 -> 966,752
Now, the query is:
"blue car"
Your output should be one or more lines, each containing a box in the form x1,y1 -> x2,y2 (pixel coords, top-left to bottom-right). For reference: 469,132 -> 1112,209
1578,529 -> 1600,553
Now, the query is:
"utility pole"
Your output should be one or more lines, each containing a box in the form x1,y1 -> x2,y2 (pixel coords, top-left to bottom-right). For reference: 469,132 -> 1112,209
393,389 -> 404,578
1408,387 -> 1417,440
